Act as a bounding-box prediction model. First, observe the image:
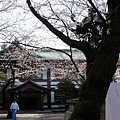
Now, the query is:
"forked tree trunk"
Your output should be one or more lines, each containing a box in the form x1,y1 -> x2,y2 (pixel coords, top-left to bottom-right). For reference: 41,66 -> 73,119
69,0 -> 120,119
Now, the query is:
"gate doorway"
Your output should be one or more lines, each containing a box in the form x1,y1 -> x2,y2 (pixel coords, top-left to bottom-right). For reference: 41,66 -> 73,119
25,97 -> 37,109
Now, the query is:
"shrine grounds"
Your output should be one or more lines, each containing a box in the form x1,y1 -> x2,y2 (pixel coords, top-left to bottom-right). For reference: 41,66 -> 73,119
0,110 -> 64,120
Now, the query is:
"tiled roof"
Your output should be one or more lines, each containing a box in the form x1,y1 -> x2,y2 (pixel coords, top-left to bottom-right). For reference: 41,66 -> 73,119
35,50 -> 86,60
7,79 -> 51,92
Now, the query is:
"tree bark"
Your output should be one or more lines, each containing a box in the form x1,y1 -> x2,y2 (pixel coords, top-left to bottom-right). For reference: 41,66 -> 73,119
69,45 -> 119,120
69,0 -> 120,119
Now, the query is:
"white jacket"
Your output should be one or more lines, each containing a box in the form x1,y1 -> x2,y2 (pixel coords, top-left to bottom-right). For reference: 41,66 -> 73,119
10,102 -> 20,111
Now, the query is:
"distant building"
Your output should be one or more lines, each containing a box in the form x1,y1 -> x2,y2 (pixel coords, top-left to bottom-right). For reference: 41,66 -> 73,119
0,41 -> 86,110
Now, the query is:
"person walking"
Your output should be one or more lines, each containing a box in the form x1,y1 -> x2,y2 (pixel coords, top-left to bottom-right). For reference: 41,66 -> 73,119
10,98 -> 20,120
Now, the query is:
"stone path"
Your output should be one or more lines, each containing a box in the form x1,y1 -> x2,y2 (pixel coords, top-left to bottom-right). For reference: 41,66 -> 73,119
0,113 -> 64,120
40,113 -> 64,120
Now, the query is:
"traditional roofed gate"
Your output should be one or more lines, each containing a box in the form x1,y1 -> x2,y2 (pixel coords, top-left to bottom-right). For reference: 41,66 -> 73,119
6,79 -> 51,110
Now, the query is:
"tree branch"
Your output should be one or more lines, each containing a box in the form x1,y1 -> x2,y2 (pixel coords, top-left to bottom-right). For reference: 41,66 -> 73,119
87,0 -> 107,45
1,64 -> 20,92
46,47 -> 85,80
87,0 -> 106,24
26,0 -> 95,64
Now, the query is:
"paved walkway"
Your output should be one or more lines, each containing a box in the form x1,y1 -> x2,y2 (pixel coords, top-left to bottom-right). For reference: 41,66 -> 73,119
0,113 -> 64,120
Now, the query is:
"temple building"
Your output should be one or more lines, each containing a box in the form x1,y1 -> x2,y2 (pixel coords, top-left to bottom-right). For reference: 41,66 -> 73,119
0,41 -> 86,110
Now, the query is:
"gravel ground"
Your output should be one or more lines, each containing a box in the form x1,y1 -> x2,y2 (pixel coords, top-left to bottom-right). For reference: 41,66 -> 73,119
41,113 -> 64,120
41,116 -> 64,120
0,113 -> 64,120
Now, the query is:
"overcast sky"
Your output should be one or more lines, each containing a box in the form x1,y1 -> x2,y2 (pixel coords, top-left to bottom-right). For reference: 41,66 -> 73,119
0,0 -> 107,49
0,0 -> 70,49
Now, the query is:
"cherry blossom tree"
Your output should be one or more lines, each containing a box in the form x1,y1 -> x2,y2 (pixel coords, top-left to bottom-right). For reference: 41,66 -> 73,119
0,0 -> 46,48
26,0 -> 120,120
0,40 -> 85,109
0,0 -> 86,110
0,40 -> 85,88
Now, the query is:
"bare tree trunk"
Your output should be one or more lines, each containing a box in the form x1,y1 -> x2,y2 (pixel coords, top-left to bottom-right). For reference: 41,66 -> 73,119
69,44 -> 119,120
69,0 -> 120,119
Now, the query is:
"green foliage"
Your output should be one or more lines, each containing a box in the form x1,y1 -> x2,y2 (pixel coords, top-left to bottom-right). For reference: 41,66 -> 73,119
0,71 -> 7,89
55,79 -> 78,105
